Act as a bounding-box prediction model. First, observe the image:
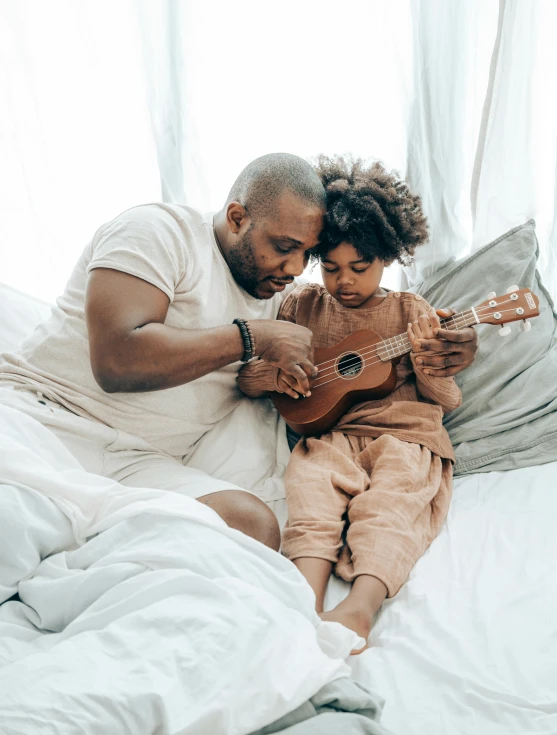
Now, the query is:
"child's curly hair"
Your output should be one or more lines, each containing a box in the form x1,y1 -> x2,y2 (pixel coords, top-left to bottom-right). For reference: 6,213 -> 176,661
311,155 -> 429,265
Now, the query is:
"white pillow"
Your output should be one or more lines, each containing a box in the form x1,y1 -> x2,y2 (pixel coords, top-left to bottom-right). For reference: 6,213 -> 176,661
0,282 -> 52,353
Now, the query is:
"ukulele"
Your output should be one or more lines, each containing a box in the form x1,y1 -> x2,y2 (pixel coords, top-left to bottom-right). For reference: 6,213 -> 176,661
271,286 -> 540,436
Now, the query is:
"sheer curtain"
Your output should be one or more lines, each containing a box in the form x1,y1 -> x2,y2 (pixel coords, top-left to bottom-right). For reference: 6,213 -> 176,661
0,0 -> 161,302
471,0 -> 557,298
135,0 -> 557,297
1,0 -> 556,302
137,0 -> 415,290
405,0 -> 557,297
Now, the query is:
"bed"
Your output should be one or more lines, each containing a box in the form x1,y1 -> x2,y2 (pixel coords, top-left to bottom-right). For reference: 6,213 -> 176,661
1,219 -> 556,734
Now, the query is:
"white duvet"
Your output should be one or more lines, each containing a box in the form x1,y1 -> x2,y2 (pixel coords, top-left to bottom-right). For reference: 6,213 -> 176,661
1,385 -> 557,735
0,402 -> 362,735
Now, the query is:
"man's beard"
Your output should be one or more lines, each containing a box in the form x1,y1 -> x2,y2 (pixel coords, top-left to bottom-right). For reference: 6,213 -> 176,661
226,226 -> 262,298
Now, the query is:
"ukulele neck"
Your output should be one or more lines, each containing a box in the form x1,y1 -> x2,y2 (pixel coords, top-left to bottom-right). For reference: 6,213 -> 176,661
376,308 -> 478,362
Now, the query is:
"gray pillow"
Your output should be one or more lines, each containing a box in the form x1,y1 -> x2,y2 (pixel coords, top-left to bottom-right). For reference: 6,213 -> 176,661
410,220 -> 557,475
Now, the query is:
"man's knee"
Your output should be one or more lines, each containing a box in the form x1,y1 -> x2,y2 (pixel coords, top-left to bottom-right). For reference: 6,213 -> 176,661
199,490 -> 280,551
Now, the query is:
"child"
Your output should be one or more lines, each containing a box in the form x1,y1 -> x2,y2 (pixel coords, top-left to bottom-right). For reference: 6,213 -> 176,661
237,156 -> 461,647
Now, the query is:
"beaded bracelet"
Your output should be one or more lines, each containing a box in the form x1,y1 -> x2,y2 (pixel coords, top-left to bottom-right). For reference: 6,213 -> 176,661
233,318 -> 255,362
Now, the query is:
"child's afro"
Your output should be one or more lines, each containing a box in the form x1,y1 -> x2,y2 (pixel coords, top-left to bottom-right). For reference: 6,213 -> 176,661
311,155 -> 429,265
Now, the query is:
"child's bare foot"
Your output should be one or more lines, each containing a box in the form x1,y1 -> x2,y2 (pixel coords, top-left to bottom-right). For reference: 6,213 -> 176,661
319,575 -> 388,655
319,600 -> 373,654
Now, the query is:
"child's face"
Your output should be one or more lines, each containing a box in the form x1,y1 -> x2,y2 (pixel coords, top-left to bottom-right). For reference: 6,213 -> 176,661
320,242 -> 386,309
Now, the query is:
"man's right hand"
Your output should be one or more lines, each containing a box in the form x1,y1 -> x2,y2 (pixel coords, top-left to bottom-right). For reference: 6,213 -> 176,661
250,320 -> 316,397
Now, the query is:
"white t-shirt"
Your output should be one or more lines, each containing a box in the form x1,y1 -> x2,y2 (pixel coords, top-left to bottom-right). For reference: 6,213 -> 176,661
0,204 -> 289,459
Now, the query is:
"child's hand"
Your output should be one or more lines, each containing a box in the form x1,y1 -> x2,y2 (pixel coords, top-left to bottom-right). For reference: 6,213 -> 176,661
277,368 -> 312,399
407,310 -> 442,373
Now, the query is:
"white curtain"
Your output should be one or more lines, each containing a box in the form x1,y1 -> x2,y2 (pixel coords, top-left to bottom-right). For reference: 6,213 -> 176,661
1,0 -> 556,302
136,0 -> 557,297
403,0 -> 500,284
471,0 -> 557,299
0,0 -> 161,302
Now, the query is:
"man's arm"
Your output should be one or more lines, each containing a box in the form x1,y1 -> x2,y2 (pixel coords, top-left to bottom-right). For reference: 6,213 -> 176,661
411,307 -> 479,377
85,269 -> 316,393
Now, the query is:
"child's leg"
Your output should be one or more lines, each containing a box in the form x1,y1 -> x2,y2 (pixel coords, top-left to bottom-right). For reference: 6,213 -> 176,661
293,558 -> 333,613
327,435 -> 453,644
283,433 -> 368,613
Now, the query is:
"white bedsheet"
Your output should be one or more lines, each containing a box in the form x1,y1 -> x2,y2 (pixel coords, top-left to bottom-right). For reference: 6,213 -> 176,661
268,461 -> 557,734
0,402 -> 362,735
347,461 -> 557,735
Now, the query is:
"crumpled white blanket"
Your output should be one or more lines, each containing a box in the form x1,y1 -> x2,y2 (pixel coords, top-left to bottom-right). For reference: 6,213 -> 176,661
0,402 -> 364,735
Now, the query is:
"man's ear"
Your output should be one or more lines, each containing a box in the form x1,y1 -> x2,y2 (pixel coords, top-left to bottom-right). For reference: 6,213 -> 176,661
226,202 -> 250,234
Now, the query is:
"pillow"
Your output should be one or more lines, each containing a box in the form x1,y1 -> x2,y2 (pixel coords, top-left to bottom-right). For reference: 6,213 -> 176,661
410,220 -> 557,475
0,282 -> 52,353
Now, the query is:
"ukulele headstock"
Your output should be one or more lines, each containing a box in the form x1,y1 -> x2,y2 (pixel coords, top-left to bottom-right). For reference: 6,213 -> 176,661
476,287 -> 540,326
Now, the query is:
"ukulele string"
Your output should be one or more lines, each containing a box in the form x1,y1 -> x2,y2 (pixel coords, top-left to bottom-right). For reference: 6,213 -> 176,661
310,305 -> 521,391
311,304 -> 521,391
311,312 -> 477,384
312,305 -> 520,390
310,301 -> 506,375
312,323 -> 466,388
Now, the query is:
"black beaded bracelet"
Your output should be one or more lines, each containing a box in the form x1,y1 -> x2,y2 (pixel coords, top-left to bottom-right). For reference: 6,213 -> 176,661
233,318 -> 254,362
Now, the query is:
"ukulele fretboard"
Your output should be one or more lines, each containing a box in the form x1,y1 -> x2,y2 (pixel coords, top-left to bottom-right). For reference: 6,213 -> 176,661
376,308 -> 478,361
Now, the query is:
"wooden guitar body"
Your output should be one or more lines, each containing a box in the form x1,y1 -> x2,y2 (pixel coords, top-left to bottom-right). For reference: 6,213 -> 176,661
272,330 -> 396,436
270,287 -> 540,437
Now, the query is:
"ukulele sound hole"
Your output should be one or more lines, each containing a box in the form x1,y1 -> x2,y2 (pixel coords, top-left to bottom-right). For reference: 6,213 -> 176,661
337,352 -> 363,378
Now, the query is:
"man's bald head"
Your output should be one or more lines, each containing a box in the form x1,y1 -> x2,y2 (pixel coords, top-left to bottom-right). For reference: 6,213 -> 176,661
214,153 -> 325,299
226,153 -> 326,218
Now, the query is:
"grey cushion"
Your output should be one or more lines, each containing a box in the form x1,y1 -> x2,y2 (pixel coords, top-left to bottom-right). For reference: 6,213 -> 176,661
410,220 -> 557,475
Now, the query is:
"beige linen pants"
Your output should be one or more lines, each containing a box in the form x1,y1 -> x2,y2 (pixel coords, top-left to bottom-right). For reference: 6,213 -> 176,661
0,386 -> 242,499
282,432 -> 453,597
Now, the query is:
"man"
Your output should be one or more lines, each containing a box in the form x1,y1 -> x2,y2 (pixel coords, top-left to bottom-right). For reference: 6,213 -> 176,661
0,153 -> 478,550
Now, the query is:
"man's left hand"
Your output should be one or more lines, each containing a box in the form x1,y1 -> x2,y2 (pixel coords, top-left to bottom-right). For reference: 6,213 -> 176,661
411,307 -> 479,377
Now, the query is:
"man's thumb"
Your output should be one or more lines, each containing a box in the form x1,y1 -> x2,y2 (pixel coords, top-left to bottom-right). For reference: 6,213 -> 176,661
436,307 -> 455,318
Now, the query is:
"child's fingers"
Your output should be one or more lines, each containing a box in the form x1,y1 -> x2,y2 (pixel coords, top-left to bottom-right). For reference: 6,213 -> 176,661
278,372 -> 310,399
408,322 -> 425,367
277,377 -> 301,399
410,319 -> 423,340
429,309 -> 442,334
407,322 -> 417,348
290,374 -> 311,396
418,313 -> 434,338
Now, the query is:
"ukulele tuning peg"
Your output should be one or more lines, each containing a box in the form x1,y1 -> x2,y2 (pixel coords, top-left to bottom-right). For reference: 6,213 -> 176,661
498,325 -> 512,337
506,284 -> 519,293
487,291 -> 496,299
522,319 -> 532,332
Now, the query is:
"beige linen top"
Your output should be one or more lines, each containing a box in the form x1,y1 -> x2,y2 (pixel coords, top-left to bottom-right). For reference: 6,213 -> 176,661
238,283 -> 462,461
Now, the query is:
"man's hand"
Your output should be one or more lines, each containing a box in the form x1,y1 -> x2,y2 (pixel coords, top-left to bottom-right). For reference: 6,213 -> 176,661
250,320 -> 316,397
276,368 -> 311,399
410,307 -> 479,377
